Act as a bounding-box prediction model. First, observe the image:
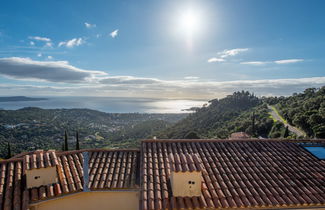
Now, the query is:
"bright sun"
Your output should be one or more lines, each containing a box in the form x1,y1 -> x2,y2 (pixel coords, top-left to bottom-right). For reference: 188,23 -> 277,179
178,8 -> 201,36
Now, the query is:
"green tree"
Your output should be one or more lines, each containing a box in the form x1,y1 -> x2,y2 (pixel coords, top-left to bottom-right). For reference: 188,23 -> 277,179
6,142 -> 12,159
283,126 -> 289,138
64,130 -> 69,151
184,131 -> 200,139
76,131 -> 80,150
251,111 -> 256,137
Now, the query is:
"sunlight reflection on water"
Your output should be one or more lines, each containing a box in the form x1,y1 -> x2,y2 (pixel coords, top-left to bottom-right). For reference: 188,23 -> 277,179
0,97 -> 207,113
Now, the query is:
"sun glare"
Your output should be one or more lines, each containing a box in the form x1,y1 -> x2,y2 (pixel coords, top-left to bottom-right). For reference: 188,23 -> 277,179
179,9 -> 201,36
173,6 -> 205,49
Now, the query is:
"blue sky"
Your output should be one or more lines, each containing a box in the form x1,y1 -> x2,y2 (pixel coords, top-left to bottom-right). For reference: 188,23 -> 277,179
0,0 -> 324,99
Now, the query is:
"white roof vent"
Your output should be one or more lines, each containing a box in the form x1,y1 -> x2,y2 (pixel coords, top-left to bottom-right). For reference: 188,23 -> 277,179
169,153 -> 202,197
170,171 -> 202,197
24,150 -> 59,189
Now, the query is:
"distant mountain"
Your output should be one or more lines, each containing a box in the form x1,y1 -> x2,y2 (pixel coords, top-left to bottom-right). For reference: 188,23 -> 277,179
0,96 -> 48,102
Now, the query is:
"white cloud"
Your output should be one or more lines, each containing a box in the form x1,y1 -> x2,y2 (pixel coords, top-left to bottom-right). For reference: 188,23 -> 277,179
85,22 -> 96,28
207,57 -> 225,63
37,53 -> 42,57
96,34 -> 102,38
28,36 -> 51,42
219,48 -> 249,58
240,59 -> 304,65
110,29 -> 119,38
44,42 -> 53,48
240,61 -> 269,65
0,57 -> 107,83
47,56 -> 53,59
208,48 -> 248,63
58,38 -> 84,48
0,57 -> 323,99
30,41 -> 35,46
274,59 -> 304,64
1,75 -> 324,99
184,76 -> 199,80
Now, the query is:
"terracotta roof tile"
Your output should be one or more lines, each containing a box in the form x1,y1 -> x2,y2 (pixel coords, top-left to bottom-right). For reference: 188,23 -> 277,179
0,149 -> 140,210
141,139 -> 325,209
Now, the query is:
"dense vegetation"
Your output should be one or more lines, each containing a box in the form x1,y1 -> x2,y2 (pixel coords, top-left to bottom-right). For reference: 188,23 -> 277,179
0,108 -> 186,158
265,87 -> 325,138
157,91 -> 288,139
157,86 -> 325,139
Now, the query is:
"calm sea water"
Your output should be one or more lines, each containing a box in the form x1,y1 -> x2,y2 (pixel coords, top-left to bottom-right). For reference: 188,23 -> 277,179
0,97 -> 207,113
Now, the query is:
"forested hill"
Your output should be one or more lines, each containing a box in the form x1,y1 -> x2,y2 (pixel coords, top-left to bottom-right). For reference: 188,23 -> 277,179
265,87 -> 325,138
157,91 -> 263,139
0,108 -> 187,158
157,86 -> 325,139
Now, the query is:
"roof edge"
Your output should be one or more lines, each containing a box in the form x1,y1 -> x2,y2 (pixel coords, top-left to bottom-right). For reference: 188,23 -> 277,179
141,138 -> 325,143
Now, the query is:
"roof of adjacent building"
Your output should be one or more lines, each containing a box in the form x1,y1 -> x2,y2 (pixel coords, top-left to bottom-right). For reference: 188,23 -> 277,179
1,139 -> 325,210
229,132 -> 251,139
0,149 -> 140,210
140,139 -> 325,210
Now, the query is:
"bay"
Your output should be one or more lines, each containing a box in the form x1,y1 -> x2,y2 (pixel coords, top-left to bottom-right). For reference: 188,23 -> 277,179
0,96 -> 207,113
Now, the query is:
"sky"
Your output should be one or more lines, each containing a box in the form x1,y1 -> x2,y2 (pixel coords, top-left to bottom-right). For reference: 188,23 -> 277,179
0,0 -> 324,99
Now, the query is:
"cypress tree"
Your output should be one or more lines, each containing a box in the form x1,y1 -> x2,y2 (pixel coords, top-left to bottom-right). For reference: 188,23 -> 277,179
283,126 -> 289,138
64,130 -> 69,151
251,111 -> 256,137
76,131 -> 80,150
6,142 -> 12,159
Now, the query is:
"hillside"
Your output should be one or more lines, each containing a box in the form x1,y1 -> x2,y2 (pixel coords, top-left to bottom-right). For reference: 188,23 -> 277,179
265,87 -> 325,138
157,91 -> 274,139
0,108 -> 187,158
158,87 -> 325,139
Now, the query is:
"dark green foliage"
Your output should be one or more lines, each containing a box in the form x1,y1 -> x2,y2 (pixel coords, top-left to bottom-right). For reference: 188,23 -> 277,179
64,130 -> 69,151
0,108 -> 185,158
184,131 -> 200,139
158,91 -> 262,139
251,111 -> 256,137
274,86 -> 325,138
269,122 -> 286,138
6,142 -> 11,159
76,131 -> 80,150
283,126 -> 289,138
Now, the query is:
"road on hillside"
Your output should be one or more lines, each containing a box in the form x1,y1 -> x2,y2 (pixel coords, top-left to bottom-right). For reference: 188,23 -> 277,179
267,105 -> 306,137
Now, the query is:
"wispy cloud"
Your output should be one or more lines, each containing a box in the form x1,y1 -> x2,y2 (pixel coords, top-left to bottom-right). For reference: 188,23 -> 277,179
58,38 -> 84,48
84,22 -> 96,28
29,41 -> 35,46
241,59 -> 304,65
218,48 -> 249,58
110,29 -> 119,38
44,42 -> 53,48
240,61 -> 269,65
47,56 -> 53,59
274,59 -> 304,64
0,57 -> 106,83
28,36 -> 51,42
37,53 -> 42,57
208,48 -> 248,63
207,58 -> 225,63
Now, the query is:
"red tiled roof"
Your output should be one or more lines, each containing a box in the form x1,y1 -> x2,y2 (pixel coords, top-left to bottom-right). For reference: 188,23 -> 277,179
229,132 -> 251,139
140,139 -> 325,210
0,149 -> 140,210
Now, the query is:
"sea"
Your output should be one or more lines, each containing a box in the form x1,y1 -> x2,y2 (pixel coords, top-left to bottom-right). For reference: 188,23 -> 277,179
0,96 -> 207,113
